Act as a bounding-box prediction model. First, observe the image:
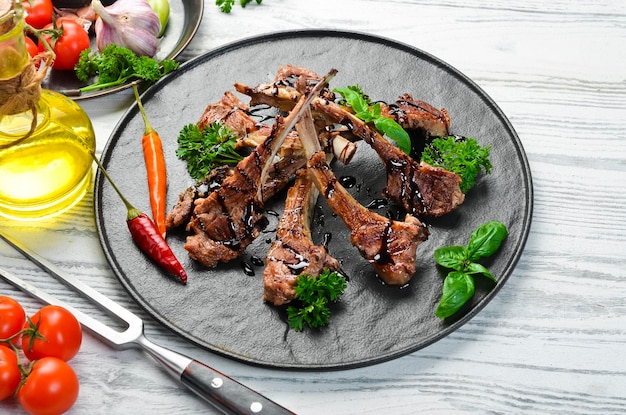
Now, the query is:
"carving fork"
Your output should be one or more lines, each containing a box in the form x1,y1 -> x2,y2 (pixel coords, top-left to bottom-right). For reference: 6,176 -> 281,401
0,231 -> 295,415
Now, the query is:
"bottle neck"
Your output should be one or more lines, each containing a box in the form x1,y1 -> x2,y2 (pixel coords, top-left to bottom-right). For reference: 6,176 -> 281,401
0,5 -> 29,80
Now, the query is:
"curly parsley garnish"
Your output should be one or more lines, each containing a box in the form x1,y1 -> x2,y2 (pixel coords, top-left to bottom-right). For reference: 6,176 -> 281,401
287,270 -> 347,331
216,0 -> 262,13
176,121 -> 243,181
421,135 -> 492,193
75,45 -> 179,94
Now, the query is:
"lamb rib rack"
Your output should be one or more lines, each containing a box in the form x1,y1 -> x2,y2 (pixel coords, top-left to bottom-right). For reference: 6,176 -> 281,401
165,152 -> 307,232
297,106 -> 429,286
182,69 -> 337,268
312,98 -> 465,217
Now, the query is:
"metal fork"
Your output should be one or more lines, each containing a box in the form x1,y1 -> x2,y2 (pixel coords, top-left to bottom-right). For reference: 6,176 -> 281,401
0,231 -> 295,415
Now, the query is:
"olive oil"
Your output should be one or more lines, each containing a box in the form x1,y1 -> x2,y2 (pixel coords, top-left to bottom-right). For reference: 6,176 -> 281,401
0,2 -> 96,220
0,91 -> 96,220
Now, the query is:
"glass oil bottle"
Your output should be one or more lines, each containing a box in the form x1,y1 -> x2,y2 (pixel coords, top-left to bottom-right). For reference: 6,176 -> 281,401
0,2 -> 96,220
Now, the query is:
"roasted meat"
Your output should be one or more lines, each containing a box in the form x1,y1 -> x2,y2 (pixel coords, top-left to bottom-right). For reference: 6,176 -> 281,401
182,69 -> 338,268
295,105 -> 429,285
235,67 -> 450,138
198,91 -> 258,137
234,66 -> 357,165
263,169 -> 340,306
165,154 -> 308,233
166,165 -> 232,231
307,151 -> 429,285
380,94 -> 450,137
312,99 -> 465,217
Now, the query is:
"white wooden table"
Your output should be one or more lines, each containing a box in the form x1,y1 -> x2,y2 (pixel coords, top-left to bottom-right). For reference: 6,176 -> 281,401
2,1 -> 625,413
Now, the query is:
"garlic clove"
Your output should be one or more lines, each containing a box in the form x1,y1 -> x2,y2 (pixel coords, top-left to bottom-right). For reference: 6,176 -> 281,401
92,0 -> 161,57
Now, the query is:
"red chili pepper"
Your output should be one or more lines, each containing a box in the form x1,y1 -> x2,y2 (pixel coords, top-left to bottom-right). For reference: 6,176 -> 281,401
133,83 -> 167,238
126,211 -> 187,284
92,153 -> 187,285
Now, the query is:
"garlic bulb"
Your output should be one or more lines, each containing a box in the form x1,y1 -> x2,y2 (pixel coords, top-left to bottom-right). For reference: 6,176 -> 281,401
92,0 -> 161,57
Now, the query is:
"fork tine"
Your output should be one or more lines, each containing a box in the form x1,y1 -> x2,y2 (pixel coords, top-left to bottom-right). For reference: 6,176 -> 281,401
0,266 -> 139,348
0,230 -> 143,348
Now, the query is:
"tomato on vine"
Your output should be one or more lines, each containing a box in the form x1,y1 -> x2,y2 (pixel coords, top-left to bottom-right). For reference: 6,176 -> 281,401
0,295 -> 26,347
0,346 -> 21,401
22,305 -> 82,362
17,357 -> 79,415
38,18 -> 91,71
21,0 -> 53,29
24,36 -> 39,58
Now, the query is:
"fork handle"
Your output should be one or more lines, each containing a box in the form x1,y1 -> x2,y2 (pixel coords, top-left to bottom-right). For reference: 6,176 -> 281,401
181,360 -> 296,415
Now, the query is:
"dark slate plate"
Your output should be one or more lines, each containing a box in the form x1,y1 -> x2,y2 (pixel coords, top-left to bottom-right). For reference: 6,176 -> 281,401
94,30 -> 533,370
42,0 -> 203,100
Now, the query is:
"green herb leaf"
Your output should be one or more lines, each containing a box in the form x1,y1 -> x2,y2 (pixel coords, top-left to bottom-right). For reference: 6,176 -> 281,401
75,45 -> 178,94
465,262 -> 495,282
421,136 -> 492,193
434,245 -> 468,271
287,270 -> 347,331
435,271 -> 475,319
334,87 -> 370,114
467,221 -> 508,261
333,86 -> 411,154
176,122 -> 243,181
216,0 -> 262,13
433,221 -> 508,318
374,116 -> 411,154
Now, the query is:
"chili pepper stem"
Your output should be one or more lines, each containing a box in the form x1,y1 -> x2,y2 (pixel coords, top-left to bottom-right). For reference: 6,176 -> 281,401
90,152 -> 142,220
133,82 -> 155,134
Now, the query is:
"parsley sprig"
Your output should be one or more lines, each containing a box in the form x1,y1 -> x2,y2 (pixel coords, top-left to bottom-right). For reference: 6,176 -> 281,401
421,136 -> 492,193
287,270 -> 347,331
216,0 -> 262,13
434,221 -> 508,318
75,45 -> 179,94
333,86 -> 412,154
176,121 -> 243,181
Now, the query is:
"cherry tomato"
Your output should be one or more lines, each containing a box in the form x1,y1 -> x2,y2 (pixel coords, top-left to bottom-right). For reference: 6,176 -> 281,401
17,357 -> 79,415
0,346 -> 21,401
0,295 -> 26,347
22,305 -> 82,362
24,36 -> 39,59
38,19 -> 91,71
21,0 -> 54,29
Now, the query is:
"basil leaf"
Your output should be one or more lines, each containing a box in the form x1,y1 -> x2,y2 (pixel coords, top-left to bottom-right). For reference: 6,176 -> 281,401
434,246 -> 468,271
435,271 -> 475,318
333,87 -> 369,114
466,262 -> 496,282
370,102 -> 382,118
467,221 -> 508,261
373,116 -> 411,155
355,110 -> 376,123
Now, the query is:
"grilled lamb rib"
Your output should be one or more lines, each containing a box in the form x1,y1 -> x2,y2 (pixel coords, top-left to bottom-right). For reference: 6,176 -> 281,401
183,69 -> 337,268
263,169 -> 340,306
198,91 -> 258,137
307,151 -> 429,285
296,105 -> 429,285
312,99 -> 465,217
379,94 -> 450,137
234,67 -> 450,137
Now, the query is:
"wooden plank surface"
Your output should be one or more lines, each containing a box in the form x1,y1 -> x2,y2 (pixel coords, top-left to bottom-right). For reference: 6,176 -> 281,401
1,0 -> 625,413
